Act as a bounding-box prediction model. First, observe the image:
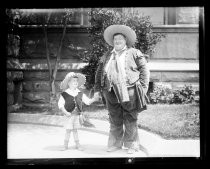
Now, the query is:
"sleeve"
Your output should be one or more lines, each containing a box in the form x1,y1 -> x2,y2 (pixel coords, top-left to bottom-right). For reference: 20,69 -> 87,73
94,62 -> 103,92
93,53 -> 108,93
82,94 -> 92,105
94,51 -> 111,93
134,49 -> 150,92
58,95 -> 65,109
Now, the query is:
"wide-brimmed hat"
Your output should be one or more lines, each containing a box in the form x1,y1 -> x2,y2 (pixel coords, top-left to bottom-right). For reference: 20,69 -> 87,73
60,72 -> 86,91
104,25 -> 137,47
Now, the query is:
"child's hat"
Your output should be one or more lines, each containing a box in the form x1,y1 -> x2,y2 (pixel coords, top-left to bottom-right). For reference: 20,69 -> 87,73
60,72 -> 86,91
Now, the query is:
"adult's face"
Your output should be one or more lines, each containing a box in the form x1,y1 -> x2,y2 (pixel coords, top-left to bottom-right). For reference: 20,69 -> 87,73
113,34 -> 126,51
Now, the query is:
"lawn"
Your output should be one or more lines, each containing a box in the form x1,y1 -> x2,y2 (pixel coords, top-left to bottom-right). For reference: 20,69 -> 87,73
82,102 -> 200,140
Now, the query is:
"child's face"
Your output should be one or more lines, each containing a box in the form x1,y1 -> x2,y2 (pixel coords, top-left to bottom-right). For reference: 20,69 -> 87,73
68,77 -> 79,89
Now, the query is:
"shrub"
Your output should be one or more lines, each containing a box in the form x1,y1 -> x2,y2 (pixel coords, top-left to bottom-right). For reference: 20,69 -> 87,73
148,84 -> 199,104
80,8 -> 165,90
170,85 -> 197,104
149,84 -> 174,104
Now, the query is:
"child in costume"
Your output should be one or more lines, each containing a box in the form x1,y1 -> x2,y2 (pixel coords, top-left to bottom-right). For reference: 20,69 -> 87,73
58,72 -> 98,151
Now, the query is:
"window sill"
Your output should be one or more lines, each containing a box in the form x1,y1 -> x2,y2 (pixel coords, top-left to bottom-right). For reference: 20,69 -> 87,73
153,24 -> 199,33
148,61 -> 199,72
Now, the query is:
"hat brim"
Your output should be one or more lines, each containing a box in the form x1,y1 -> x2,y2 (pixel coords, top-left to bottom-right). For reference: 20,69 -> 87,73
60,72 -> 86,91
104,25 -> 137,47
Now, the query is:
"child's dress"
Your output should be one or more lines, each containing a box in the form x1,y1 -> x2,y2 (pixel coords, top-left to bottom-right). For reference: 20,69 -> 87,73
58,88 -> 84,130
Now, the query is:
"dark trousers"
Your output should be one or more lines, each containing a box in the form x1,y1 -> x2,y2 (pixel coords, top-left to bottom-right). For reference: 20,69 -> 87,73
103,86 -> 140,149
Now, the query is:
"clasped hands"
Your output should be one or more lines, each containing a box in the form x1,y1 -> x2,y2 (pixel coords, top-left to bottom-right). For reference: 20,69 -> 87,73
92,92 -> 101,102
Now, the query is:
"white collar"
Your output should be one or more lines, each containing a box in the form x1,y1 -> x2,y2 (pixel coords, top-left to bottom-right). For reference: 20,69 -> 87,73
65,88 -> 80,96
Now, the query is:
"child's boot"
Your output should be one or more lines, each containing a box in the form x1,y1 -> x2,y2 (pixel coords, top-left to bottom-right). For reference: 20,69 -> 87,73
61,129 -> 71,151
61,140 -> 69,151
75,141 -> 84,151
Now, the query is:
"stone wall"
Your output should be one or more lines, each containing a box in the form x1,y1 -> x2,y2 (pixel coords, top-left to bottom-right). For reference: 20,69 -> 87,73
7,34 -> 24,112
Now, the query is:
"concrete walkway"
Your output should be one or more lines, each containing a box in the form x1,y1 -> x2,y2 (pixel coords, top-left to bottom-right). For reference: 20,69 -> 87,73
8,113 -> 200,159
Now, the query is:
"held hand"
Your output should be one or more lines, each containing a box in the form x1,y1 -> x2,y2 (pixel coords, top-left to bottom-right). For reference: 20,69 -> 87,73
93,92 -> 100,101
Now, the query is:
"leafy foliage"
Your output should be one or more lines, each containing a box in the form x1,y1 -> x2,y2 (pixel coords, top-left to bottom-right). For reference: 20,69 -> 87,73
81,8 -> 165,89
148,84 -> 199,104
149,84 -> 174,104
171,85 -> 198,104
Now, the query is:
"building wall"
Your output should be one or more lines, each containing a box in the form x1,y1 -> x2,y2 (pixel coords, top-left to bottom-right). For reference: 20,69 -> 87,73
152,26 -> 199,60
16,7 -> 200,107
19,26 -> 199,71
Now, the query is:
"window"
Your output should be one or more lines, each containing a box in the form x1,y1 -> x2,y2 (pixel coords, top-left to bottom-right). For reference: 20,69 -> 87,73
70,8 -> 90,26
165,7 -> 199,25
123,7 -> 165,25
122,7 -> 199,26
18,8 -> 91,26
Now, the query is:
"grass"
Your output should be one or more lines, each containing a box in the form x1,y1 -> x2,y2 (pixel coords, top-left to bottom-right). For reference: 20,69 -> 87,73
136,104 -> 199,139
82,102 -> 200,140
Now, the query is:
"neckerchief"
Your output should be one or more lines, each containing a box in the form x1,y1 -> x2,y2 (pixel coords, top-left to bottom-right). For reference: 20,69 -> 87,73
107,47 -> 130,102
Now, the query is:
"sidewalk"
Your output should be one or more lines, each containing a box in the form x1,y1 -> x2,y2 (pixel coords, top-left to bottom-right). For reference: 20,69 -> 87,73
8,113 -> 200,158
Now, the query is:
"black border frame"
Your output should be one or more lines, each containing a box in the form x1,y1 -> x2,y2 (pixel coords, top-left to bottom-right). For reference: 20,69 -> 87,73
1,0 -> 208,166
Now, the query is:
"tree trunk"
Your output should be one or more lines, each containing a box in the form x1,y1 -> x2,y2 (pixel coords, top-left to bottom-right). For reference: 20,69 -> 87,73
41,13 -> 69,113
48,18 -> 68,114
41,16 -> 68,113
43,24 -> 52,89
51,18 -> 68,96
